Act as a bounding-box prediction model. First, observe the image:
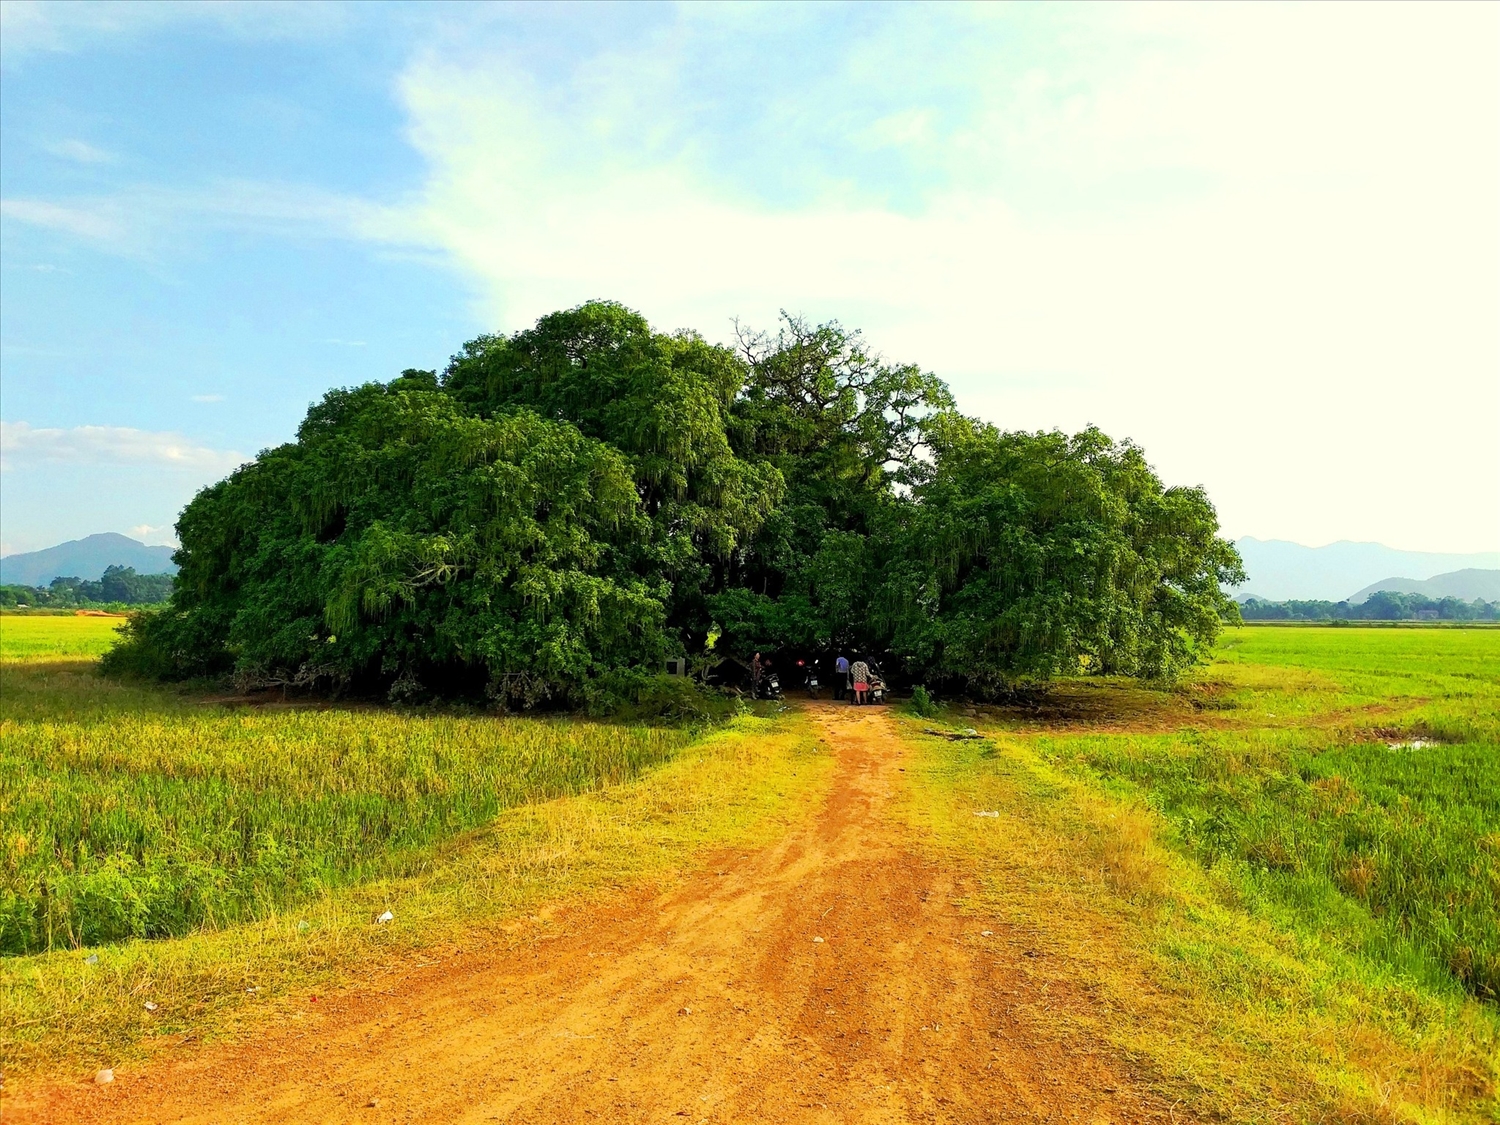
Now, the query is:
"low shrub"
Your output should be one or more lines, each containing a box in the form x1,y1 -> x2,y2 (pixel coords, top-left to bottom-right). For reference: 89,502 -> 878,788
910,684 -> 939,718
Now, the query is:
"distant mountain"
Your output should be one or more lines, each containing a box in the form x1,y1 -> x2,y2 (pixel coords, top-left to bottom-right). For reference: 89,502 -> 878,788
0,533 -> 177,587
1231,538 -> 1500,602
1348,569 -> 1500,605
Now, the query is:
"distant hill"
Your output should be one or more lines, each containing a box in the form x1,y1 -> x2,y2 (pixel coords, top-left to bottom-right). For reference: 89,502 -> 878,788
0,533 -> 177,587
1349,568 -> 1500,604
1231,538 -> 1500,602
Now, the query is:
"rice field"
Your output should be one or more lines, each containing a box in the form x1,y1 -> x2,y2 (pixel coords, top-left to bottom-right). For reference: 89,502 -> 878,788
1109,627 -> 1500,1000
0,612 -> 125,662
0,616 -> 693,953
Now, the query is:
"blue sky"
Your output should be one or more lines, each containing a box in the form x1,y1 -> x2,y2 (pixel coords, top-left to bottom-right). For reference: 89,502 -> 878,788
2,1 -> 1496,556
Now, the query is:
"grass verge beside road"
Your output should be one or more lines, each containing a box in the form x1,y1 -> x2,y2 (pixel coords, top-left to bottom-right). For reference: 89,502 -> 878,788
899,626 -> 1500,1123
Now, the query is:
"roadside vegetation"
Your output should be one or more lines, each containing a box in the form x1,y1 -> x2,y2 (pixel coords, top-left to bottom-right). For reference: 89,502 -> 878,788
0,616 -> 833,1073
904,625 -> 1499,1122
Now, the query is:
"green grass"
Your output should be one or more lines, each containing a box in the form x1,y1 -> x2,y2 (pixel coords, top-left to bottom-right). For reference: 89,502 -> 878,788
0,613 -> 125,661
1,668 -> 693,953
0,618 -> 698,953
1102,627 -> 1500,1000
905,624 -> 1500,1121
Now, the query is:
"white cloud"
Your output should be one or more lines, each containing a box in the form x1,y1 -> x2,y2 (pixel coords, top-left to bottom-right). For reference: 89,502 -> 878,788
0,0 -> 350,60
0,179 -> 394,256
0,421 -> 245,474
382,2 -> 1498,552
1,3 -> 1491,554
44,138 -> 114,164
128,523 -> 179,547
0,199 -> 124,244
191,394 -> 225,403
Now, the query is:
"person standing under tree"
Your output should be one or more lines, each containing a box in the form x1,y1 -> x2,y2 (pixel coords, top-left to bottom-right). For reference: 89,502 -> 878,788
850,658 -> 870,705
751,651 -> 764,700
835,653 -> 850,700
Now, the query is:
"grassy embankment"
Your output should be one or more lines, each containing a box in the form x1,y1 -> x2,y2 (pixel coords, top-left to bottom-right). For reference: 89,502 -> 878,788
0,615 -> 833,1075
901,626 -> 1499,1123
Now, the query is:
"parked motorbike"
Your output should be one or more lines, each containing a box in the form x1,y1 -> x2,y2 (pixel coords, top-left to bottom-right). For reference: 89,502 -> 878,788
764,670 -> 783,700
797,659 -> 820,699
868,665 -> 887,705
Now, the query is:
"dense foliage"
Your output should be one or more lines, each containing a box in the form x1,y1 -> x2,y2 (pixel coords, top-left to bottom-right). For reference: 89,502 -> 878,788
0,566 -> 173,610
878,417 -> 1242,689
107,301 -> 1243,704
1239,592 -> 1500,622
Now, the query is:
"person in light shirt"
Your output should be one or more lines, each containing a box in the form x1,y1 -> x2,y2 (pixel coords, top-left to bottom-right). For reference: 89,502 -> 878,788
850,659 -> 870,705
835,653 -> 850,700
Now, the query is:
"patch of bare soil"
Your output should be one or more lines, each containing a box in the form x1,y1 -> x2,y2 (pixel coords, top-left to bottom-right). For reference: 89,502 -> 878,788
960,679 -> 1207,734
10,704 -> 1169,1124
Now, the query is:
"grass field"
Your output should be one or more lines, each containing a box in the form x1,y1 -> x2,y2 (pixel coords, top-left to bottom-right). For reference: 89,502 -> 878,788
0,613 -> 126,661
0,616 -> 833,1071
1191,628 -> 1499,999
2,616 -> 701,953
4,617 -> 1497,1121
905,625 -> 1500,1121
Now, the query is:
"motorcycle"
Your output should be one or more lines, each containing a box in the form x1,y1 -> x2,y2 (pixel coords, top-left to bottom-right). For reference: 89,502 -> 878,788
797,659 -> 819,699
763,670 -> 783,700
868,665 -> 887,705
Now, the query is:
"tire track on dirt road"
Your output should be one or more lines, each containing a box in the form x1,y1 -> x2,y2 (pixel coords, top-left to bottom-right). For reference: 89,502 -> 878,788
18,703 -> 1168,1124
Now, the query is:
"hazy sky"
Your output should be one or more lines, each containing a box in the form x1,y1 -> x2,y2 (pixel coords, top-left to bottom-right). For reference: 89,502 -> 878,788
2,1 -> 1496,556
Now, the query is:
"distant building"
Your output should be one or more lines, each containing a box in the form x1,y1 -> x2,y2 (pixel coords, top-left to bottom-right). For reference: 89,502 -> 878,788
1415,608 -> 1439,620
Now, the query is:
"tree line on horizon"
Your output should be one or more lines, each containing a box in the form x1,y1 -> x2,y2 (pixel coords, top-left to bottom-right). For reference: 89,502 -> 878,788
104,301 -> 1244,709
0,566 -> 174,610
1239,590 -> 1500,622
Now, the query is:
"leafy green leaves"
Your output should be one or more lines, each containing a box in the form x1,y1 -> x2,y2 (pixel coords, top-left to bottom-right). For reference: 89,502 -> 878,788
879,417 -> 1243,691
110,301 -> 1243,705
109,380 -> 661,706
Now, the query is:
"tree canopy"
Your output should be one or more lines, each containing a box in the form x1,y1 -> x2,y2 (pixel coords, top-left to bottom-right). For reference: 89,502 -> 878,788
107,301 -> 1244,705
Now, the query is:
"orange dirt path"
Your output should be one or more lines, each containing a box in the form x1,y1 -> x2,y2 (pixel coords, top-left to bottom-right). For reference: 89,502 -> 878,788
16,703 -> 1167,1124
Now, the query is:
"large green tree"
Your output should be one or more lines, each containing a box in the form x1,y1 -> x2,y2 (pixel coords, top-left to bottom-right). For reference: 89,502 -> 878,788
110,301 -> 1243,704
106,374 -> 661,706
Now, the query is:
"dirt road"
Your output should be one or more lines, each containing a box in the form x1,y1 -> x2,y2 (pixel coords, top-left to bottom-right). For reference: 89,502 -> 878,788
21,704 -> 1166,1124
